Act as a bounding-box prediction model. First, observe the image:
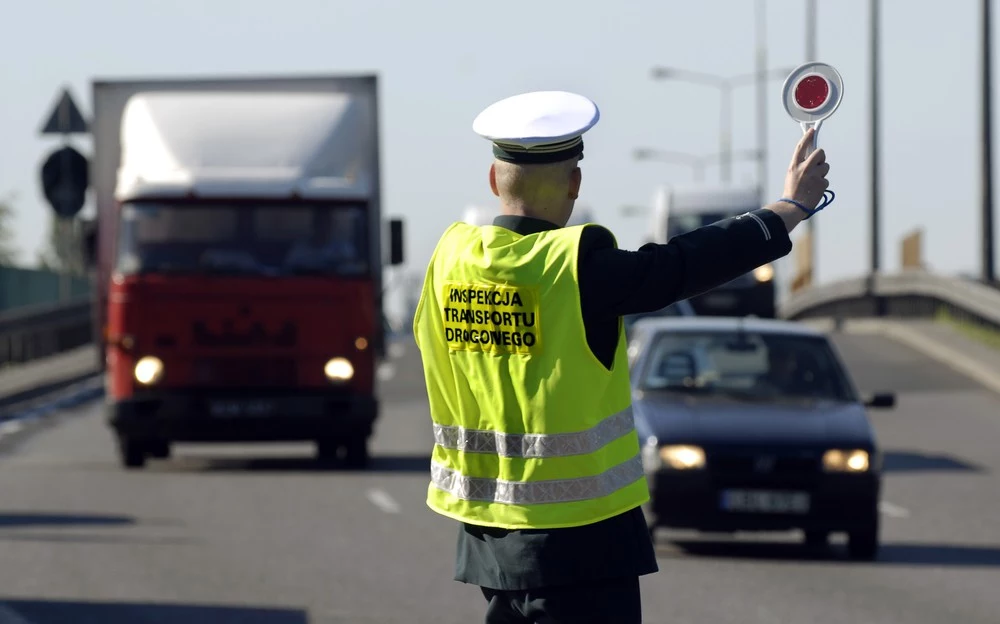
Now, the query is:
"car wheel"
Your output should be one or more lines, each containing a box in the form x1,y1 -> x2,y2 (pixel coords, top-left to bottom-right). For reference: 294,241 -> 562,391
118,437 -> 147,469
804,530 -> 829,547
847,515 -> 880,561
148,440 -> 171,460
343,436 -> 370,469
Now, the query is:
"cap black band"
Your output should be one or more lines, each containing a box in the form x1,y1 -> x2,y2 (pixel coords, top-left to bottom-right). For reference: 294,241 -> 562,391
492,138 -> 585,164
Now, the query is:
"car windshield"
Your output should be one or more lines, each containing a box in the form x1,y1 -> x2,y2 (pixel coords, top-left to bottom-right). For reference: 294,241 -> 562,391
115,202 -> 369,277
638,329 -> 857,403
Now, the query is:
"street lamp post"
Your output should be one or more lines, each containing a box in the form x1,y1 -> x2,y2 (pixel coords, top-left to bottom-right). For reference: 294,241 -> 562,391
650,65 -> 794,184
755,0 -> 769,198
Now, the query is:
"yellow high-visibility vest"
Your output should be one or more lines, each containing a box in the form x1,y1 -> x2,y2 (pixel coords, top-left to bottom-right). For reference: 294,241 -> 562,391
413,221 -> 648,530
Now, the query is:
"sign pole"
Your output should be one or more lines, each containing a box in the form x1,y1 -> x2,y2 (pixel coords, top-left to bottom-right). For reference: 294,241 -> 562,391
982,0 -> 995,283
870,0 -> 881,277
805,0 -> 818,283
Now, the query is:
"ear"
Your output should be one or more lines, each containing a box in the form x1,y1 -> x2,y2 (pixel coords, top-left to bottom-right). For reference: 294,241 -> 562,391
568,166 -> 582,200
489,163 -> 500,197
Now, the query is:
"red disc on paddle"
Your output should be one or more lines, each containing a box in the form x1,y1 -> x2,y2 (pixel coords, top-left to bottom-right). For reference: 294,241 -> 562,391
794,75 -> 830,111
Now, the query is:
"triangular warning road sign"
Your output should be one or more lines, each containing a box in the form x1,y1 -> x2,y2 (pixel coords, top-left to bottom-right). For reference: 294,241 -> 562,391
40,87 -> 88,135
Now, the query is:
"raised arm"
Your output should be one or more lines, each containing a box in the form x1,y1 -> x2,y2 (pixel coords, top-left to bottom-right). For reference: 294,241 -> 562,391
579,128 -> 830,319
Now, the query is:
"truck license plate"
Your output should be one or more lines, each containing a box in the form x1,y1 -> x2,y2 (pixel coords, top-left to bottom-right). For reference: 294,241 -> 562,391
209,400 -> 275,417
720,490 -> 810,514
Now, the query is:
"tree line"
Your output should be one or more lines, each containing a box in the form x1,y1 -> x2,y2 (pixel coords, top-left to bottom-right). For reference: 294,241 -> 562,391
0,193 -> 85,274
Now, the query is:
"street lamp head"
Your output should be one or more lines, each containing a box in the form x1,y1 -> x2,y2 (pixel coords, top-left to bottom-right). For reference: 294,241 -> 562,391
633,148 -> 652,160
650,66 -> 674,79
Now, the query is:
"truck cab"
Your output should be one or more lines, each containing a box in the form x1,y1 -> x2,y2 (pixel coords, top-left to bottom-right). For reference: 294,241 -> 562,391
650,185 -> 776,318
90,80 -> 403,469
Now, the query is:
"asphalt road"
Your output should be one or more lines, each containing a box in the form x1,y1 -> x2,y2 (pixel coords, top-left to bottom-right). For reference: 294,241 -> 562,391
0,331 -> 999,623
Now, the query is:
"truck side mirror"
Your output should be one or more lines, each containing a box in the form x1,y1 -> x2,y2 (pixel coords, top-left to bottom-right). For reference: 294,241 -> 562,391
82,223 -> 98,269
388,218 -> 404,266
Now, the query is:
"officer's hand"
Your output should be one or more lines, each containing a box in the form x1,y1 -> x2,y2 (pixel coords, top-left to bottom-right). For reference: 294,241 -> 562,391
782,128 -> 830,210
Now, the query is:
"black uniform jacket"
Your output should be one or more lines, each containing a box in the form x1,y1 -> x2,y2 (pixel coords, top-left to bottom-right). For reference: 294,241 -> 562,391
454,208 -> 794,591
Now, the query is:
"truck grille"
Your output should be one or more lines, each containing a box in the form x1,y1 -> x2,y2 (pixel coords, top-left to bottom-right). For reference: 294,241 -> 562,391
193,357 -> 298,387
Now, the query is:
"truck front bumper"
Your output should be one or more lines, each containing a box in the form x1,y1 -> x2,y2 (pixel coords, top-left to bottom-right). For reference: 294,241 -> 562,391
107,390 -> 377,443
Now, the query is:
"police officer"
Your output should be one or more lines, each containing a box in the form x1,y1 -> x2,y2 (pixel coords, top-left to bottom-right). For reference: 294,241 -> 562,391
412,90 -> 830,623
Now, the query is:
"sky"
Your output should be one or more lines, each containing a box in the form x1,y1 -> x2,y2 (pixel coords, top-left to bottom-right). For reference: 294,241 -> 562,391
0,0 -> 993,321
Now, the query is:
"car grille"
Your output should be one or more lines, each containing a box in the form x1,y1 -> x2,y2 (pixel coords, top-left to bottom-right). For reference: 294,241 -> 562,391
193,357 -> 298,387
709,451 -> 821,487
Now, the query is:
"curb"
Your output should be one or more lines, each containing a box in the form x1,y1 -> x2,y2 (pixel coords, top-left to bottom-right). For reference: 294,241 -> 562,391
0,376 -> 105,453
0,372 -> 102,420
0,369 -> 100,412
817,318 -> 1000,397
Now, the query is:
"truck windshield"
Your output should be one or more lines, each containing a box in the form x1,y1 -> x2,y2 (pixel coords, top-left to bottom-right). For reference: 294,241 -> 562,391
666,212 -> 730,239
115,202 -> 369,276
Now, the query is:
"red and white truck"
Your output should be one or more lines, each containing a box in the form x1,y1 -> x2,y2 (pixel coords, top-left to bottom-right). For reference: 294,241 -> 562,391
85,75 -> 404,469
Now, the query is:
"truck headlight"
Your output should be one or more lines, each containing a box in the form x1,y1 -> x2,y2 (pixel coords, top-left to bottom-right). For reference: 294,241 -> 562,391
659,445 -> 706,470
823,449 -> 870,472
753,263 -> 774,282
134,356 -> 164,385
324,357 -> 354,382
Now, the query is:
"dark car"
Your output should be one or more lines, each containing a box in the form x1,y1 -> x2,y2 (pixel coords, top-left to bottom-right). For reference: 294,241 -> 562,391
627,316 -> 896,560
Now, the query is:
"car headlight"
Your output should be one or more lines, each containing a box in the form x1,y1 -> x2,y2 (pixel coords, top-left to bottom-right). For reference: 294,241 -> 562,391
823,449 -> 870,472
134,356 -> 164,385
324,357 -> 354,382
753,263 -> 774,282
659,445 -> 706,470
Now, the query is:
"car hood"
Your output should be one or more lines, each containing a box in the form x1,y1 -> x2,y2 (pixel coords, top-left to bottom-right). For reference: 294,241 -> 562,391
631,391 -> 875,448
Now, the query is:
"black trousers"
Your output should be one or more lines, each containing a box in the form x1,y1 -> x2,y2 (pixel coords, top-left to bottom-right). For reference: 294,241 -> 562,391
480,576 -> 641,624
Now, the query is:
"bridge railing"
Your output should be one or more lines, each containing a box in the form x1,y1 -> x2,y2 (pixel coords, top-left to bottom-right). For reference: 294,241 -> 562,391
780,269 -> 1000,332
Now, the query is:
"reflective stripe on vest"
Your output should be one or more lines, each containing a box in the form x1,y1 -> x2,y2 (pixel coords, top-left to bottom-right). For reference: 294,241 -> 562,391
430,455 -> 645,505
432,409 -> 635,458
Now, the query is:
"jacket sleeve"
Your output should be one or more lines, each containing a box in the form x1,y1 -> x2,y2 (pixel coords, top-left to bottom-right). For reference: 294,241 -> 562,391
577,208 -> 793,320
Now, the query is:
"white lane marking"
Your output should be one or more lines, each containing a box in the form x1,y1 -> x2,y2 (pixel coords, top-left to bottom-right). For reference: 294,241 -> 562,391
377,363 -> 396,381
879,501 -> 911,518
367,489 -> 401,514
0,604 -> 35,624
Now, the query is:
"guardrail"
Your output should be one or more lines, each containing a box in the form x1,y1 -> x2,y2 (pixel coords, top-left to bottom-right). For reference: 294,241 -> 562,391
0,270 -> 996,369
0,297 -> 94,366
779,270 -> 1000,331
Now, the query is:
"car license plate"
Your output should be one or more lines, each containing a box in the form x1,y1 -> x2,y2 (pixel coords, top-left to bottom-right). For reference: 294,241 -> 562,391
720,490 -> 810,514
703,292 -> 738,308
209,399 -> 275,417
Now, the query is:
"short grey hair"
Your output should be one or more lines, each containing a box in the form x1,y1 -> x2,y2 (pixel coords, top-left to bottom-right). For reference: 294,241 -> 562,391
493,158 -> 578,211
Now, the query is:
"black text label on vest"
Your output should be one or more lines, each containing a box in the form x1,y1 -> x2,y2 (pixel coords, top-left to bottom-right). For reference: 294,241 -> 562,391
441,282 -> 541,355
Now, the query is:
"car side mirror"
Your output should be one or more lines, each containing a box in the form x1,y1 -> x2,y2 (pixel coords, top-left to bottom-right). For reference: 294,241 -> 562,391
864,392 -> 895,409
388,218 -> 404,266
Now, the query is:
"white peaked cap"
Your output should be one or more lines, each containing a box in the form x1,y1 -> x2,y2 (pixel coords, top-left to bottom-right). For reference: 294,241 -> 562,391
472,91 -> 600,164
